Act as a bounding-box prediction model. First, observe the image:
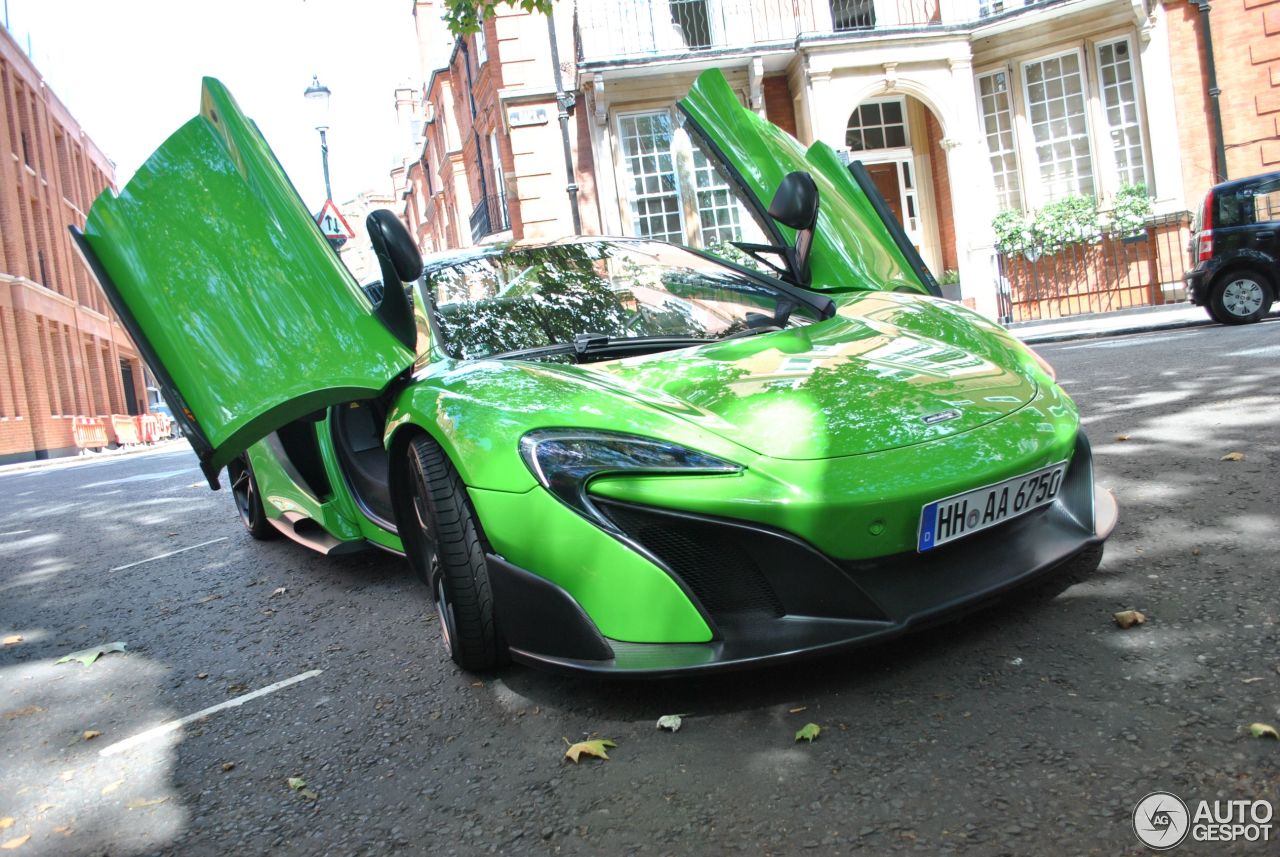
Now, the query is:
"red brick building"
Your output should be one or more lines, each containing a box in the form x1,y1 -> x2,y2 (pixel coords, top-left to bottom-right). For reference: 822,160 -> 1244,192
1166,0 -> 1280,206
0,25 -> 147,464
397,1 -> 601,252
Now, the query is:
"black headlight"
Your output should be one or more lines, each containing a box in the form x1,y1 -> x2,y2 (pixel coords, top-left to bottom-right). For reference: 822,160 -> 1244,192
519,429 -> 743,531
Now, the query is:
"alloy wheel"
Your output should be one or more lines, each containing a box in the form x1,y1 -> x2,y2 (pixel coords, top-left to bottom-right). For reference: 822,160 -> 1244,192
1222,278 -> 1265,318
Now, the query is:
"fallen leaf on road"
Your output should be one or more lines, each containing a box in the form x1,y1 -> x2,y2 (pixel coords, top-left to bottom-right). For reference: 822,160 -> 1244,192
270,587 -> 286,597
1115,434 -> 1130,442
1242,677 -> 1265,684
0,835 -> 29,850
226,684 -> 246,695
1114,610 -> 1146,629
101,780 -> 123,796
1191,548 -> 1200,556
286,777 -> 306,790
1249,722 -> 1278,739
221,763 -> 235,772
2,635 -> 22,645
32,805 -> 52,815
795,723 -> 821,743
82,730 -> 102,741
197,595 -> 221,604
2,706 -> 43,721
56,642 -> 127,667
0,820 -> 10,830
789,706 -> 808,714
1221,452 -> 1245,462
126,797 -> 168,810
196,673 -> 208,680
52,827 -> 70,836
300,789 -> 318,801
564,739 -> 616,763
656,714 -> 686,732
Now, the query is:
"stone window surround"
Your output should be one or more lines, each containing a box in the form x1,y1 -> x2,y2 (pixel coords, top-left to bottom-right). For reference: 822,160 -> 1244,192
974,28 -> 1154,210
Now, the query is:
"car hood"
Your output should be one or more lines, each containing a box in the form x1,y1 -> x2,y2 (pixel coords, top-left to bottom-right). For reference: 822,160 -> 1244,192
552,293 -> 1041,460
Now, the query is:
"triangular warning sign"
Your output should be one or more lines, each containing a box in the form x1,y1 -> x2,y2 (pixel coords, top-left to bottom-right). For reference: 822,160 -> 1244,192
315,199 -> 355,239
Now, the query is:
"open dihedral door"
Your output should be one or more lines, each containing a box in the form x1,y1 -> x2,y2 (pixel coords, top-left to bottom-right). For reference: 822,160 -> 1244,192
73,77 -> 414,487
677,68 -> 940,298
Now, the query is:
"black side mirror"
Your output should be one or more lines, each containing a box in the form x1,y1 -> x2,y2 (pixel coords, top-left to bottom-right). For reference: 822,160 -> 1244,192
366,210 -> 420,349
731,171 -> 819,288
768,172 -> 818,286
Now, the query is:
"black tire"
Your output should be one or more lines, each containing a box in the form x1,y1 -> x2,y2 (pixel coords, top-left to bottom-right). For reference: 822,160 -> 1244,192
401,434 -> 506,671
1209,272 -> 1271,324
227,454 -> 276,540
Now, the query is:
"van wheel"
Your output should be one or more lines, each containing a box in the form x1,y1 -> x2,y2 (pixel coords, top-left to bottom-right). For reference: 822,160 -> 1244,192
227,455 -> 276,539
1209,274 -> 1271,324
401,434 -> 506,671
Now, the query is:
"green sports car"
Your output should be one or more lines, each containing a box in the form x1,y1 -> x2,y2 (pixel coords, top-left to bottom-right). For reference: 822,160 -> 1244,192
71,69 -> 1116,675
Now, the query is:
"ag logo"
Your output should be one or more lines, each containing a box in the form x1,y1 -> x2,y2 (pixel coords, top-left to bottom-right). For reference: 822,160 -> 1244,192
1133,791 -> 1190,850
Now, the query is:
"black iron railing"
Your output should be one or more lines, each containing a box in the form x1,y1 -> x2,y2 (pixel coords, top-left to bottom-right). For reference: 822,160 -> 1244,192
469,194 -> 511,242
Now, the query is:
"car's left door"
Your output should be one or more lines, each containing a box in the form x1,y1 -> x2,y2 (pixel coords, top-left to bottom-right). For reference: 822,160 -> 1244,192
73,78 -> 415,488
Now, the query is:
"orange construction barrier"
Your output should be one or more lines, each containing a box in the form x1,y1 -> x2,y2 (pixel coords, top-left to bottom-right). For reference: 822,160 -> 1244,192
71,416 -> 109,451
132,414 -> 159,444
110,414 -> 141,446
153,413 -> 173,440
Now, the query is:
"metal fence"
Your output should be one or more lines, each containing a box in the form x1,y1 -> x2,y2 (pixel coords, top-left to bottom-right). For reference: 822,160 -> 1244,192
997,212 -> 1193,322
469,194 -> 511,243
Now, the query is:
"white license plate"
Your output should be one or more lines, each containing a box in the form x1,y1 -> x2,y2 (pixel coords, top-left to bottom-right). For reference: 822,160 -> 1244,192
917,461 -> 1067,552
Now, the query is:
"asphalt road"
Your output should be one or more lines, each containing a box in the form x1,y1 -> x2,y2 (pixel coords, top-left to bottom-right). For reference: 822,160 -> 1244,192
2,320 -> 1278,856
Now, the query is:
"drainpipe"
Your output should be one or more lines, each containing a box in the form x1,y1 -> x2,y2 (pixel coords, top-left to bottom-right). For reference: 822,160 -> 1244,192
1197,1 -> 1228,183
547,12 -> 582,234
459,39 -> 490,218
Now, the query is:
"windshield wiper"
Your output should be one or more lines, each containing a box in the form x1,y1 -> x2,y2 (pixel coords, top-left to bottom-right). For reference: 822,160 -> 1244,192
487,333 -> 712,362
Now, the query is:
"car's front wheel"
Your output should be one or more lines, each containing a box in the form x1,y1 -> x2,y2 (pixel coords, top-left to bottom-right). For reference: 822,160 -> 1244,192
227,454 -> 276,539
1209,273 -> 1271,324
401,434 -> 506,671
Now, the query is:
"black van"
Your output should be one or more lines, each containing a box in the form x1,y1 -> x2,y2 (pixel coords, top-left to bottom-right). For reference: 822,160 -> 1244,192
1185,171 -> 1280,324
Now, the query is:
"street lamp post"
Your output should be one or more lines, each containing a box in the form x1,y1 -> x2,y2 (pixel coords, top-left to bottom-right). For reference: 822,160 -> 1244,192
303,74 -> 333,202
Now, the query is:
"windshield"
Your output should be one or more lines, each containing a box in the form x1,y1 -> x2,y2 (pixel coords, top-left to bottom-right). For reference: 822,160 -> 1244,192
423,241 -> 816,361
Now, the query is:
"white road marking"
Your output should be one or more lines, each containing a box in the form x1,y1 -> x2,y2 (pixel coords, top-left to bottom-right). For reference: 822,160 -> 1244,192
99,670 -> 324,758
109,537 -> 228,572
0,530 -> 31,537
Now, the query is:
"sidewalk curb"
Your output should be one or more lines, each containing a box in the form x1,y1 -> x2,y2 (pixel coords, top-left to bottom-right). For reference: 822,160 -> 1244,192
1016,317 -> 1214,345
0,438 -> 189,477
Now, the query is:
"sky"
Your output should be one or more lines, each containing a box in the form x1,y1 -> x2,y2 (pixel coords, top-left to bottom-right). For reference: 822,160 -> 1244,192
5,0 -> 421,213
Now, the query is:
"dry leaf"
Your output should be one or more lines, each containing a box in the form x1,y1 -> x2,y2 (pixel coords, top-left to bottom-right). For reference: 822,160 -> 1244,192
56,641 -> 127,667
82,730 -> 102,741
221,762 -> 235,772
1,835 -> 29,850
1221,452 -> 1245,462
2,706 -> 43,721
126,797 -> 168,809
789,706 -> 808,714
196,672 -> 208,680
564,738 -> 616,763
1113,610 -> 1146,629
795,723 -> 821,742
101,780 -> 123,796
270,587 -> 286,597
0,820 -> 11,830
1242,677 -> 1265,684
32,805 -> 52,815
1115,434 -> 1130,442
2,635 -> 22,645
197,595 -> 221,604
52,827 -> 71,836
286,777 -> 306,790
656,714 -> 686,732
1249,722 -> 1279,739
